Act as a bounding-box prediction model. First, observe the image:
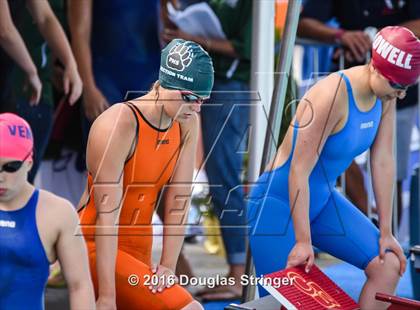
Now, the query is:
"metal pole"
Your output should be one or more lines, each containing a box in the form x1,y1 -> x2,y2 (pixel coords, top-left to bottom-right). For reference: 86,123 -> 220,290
409,78 -> 420,296
393,110 -> 398,236
248,0 -> 275,185
313,48 -> 319,82
260,0 -> 302,173
244,0 -> 302,302
243,0 -> 275,303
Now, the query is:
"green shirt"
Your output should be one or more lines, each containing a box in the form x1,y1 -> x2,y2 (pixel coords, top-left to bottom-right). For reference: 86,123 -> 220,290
11,0 -> 65,106
209,0 -> 252,83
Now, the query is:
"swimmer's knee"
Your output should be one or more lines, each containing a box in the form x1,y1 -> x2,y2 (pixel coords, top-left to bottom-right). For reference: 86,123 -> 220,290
181,300 -> 203,310
365,252 -> 400,278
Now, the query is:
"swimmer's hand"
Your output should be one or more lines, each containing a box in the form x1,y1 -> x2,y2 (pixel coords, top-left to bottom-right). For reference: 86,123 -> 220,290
286,241 -> 315,273
149,264 -> 179,294
96,296 -> 116,310
379,234 -> 407,276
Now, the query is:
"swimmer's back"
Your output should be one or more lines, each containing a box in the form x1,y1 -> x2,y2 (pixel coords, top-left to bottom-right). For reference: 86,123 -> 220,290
79,102 -> 181,264
259,70 -> 382,200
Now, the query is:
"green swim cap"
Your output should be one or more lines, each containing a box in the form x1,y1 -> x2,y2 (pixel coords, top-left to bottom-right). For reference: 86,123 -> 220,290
159,39 -> 214,99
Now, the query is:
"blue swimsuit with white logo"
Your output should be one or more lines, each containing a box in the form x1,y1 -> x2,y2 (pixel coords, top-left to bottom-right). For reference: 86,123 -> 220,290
0,190 -> 50,309
247,72 -> 383,296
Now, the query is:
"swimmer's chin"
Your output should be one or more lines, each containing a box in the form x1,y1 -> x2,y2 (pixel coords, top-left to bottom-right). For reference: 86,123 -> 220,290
175,113 -> 197,123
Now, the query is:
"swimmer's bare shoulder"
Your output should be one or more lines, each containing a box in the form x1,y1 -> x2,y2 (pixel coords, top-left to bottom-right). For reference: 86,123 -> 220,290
37,190 -> 94,299
304,72 -> 347,107
87,103 -> 137,174
36,190 -> 81,263
296,72 -> 347,131
89,103 -> 136,146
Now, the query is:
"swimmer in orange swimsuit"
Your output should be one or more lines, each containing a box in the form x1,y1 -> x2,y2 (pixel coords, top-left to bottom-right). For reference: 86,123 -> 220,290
78,39 -> 214,310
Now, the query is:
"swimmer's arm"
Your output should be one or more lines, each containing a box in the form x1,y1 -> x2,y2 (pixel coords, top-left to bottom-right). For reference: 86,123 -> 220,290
0,0 -> 38,78
160,115 -> 199,271
370,100 -> 396,235
56,200 -> 95,310
87,106 -> 136,301
288,76 -> 344,243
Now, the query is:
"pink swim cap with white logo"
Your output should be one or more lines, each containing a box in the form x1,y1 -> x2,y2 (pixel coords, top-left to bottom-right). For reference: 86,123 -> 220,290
372,26 -> 420,86
0,113 -> 33,161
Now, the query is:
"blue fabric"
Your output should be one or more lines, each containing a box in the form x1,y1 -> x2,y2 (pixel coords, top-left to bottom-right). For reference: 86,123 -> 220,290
301,19 -> 338,81
203,300 -> 240,309
91,0 -> 161,101
80,0 -> 162,163
201,79 -> 250,265
0,190 -> 50,310
248,72 -> 383,296
302,45 -> 334,80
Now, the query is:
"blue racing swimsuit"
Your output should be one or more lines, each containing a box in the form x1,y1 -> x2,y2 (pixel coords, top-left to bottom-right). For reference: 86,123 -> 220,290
248,72 -> 383,296
0,189 -> 50,309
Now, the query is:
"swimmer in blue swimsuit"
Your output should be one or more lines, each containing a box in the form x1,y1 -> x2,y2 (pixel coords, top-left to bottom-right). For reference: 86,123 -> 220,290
0,113 -> 95,310
248,26 -> 420,309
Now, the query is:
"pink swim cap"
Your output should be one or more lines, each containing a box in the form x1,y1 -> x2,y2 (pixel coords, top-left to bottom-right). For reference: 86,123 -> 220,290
372,26 -> 420,86
0,113 -> 33,161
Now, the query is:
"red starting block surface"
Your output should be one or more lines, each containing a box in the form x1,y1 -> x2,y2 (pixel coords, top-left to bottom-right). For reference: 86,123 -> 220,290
376,293 -> 420,310
261,265 -> 360,310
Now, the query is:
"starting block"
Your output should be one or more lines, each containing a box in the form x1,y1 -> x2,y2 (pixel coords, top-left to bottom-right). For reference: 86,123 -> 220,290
225,295 -> 280,310
261,265 -> 359,309
375,293 -> 420,310
227,263 -> 420,310
226,265 -> 360,309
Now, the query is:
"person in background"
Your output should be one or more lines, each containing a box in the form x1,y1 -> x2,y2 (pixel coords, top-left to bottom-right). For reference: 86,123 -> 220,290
0,0 -> 82,183
162,0 -> 252,301
298,0 -> 420,225
0,0 -> 41,107
68,0 -> 163,164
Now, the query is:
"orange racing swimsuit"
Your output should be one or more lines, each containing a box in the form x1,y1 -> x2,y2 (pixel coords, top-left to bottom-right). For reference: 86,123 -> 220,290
79,103 -> 194,309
